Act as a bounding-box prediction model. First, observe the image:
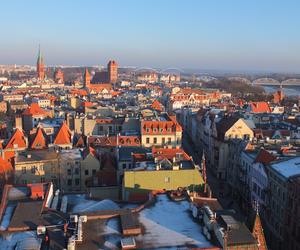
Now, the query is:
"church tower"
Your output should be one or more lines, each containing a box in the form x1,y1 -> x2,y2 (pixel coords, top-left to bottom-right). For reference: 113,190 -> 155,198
36,45 -> 45,80
107,60 -> 118,84
83,68 -> 91,88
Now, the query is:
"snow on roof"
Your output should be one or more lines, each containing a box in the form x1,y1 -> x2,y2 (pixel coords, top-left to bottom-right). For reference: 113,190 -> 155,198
271,156 -> 300,179
66,195 -> 120,213
0,231 -> 41,250
136,195 -> 212,249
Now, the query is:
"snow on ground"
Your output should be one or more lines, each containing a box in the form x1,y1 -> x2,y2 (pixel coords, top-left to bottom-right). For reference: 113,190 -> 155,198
0,231 -> 41,250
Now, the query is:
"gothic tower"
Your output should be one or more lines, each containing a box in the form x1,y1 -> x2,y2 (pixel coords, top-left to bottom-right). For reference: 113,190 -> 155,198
83,68 -> 91,88
107,60 -> 118,84
36,45 -> 45,80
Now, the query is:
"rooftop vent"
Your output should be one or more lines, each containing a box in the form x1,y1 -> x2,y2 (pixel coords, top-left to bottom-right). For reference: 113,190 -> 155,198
121,237 -> 136,249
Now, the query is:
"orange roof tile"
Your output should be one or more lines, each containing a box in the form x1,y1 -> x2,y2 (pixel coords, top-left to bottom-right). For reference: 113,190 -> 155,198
81,101 -> 94,107
3,150 -> 15,162
152,147 -> 191,161
0,156 -> 13,174
70,89 -> 88,96
30,127 -> 48,149
142,115 -> 182,134
22,103 -> 47,116
151,100 -> 164,112
4,128 -> 27,149
88,135 -> 141,147
54,122 -> 72,145
249,102 -> 271,113
252,213 -> 268,250
255,149 -> 276,165
74,134 -> 85,148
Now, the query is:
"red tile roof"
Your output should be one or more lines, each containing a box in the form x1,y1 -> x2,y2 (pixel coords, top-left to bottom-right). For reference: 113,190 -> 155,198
88,135 -> 141,147
255,149 -> 276,165
74,134 -> 86,148
0,156 -> 13,174
30,127 -> 48,149
53,122 -> 72,145
22,103 -> 48,116
141,116 -> 182,135
248,102 -> 271,113
4,128 -> 27,149
70,89 -> 88,96
151,100 -> 164,112
81,101 -> 94,107
152,147 -> 191,161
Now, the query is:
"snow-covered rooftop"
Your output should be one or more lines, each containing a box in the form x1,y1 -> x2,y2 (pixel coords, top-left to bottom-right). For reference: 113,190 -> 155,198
271,156 -> 300,178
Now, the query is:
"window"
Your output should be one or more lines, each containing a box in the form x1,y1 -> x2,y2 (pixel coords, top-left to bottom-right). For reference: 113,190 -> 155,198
109,126 -> 112,133
164,177 -> 170,183
74,168 -> 79,175
22,167 -> 26,174
146,137 -> 150,144
122,163 -> 127,169
31,166 -> 36,174
85,170 -> 89,175
39,165 -> 44,171
75,178 -> 80,185
22,180 -> 27,184
146,128 -> 150,133
153,137 -> 157,144
92,169 -> 96,175
67,179 -> 72,186
162,137 -> 165,144
99,126 -> 103,131
67,169 -> 72,175
168,137 -> 171,144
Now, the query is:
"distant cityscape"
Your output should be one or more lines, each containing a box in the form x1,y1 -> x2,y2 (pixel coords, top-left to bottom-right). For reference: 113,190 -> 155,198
0,44 -> 299,250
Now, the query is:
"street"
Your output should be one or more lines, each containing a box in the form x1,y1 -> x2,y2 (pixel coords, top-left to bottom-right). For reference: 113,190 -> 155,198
182,132 -> 246,221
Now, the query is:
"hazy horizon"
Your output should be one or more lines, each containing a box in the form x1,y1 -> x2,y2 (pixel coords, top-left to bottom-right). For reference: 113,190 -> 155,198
1,0 -> 300,73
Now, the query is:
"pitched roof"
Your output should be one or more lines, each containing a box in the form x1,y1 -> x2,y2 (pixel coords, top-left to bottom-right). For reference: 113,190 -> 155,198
0,156 -> 13,174
74,134 -> 86,148
30,127 -> 48,149
151,100 -> 164,112
152,147 -> 191,161
248,102 -> 271,113
53,122 -> 72,145
255,149 -> 276,165
216,115 -> 240,140
141,115 -> 182,134
251,213 -> 268,250
22,103 -> 48,116
4,128 -> 27,149
88,135 -> 141,147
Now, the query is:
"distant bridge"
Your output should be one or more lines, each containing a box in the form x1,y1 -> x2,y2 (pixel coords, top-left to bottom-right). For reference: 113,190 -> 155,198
251,78 -> 300,86
134,67 -> 183,75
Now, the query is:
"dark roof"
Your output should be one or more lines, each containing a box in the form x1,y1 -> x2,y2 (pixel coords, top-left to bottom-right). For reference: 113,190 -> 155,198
8,201 -> 65,230
118,147 -> 150,161
15,150 -> 59,163
217,214 -> 257,247
216,115 -> 240,140
227,223 -> 257,246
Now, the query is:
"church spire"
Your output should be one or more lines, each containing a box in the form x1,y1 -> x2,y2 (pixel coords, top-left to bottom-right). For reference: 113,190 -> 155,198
36,44 -> 45,80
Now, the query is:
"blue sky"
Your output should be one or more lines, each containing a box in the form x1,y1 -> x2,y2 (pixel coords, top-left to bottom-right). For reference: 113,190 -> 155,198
1,0 -> 300,72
